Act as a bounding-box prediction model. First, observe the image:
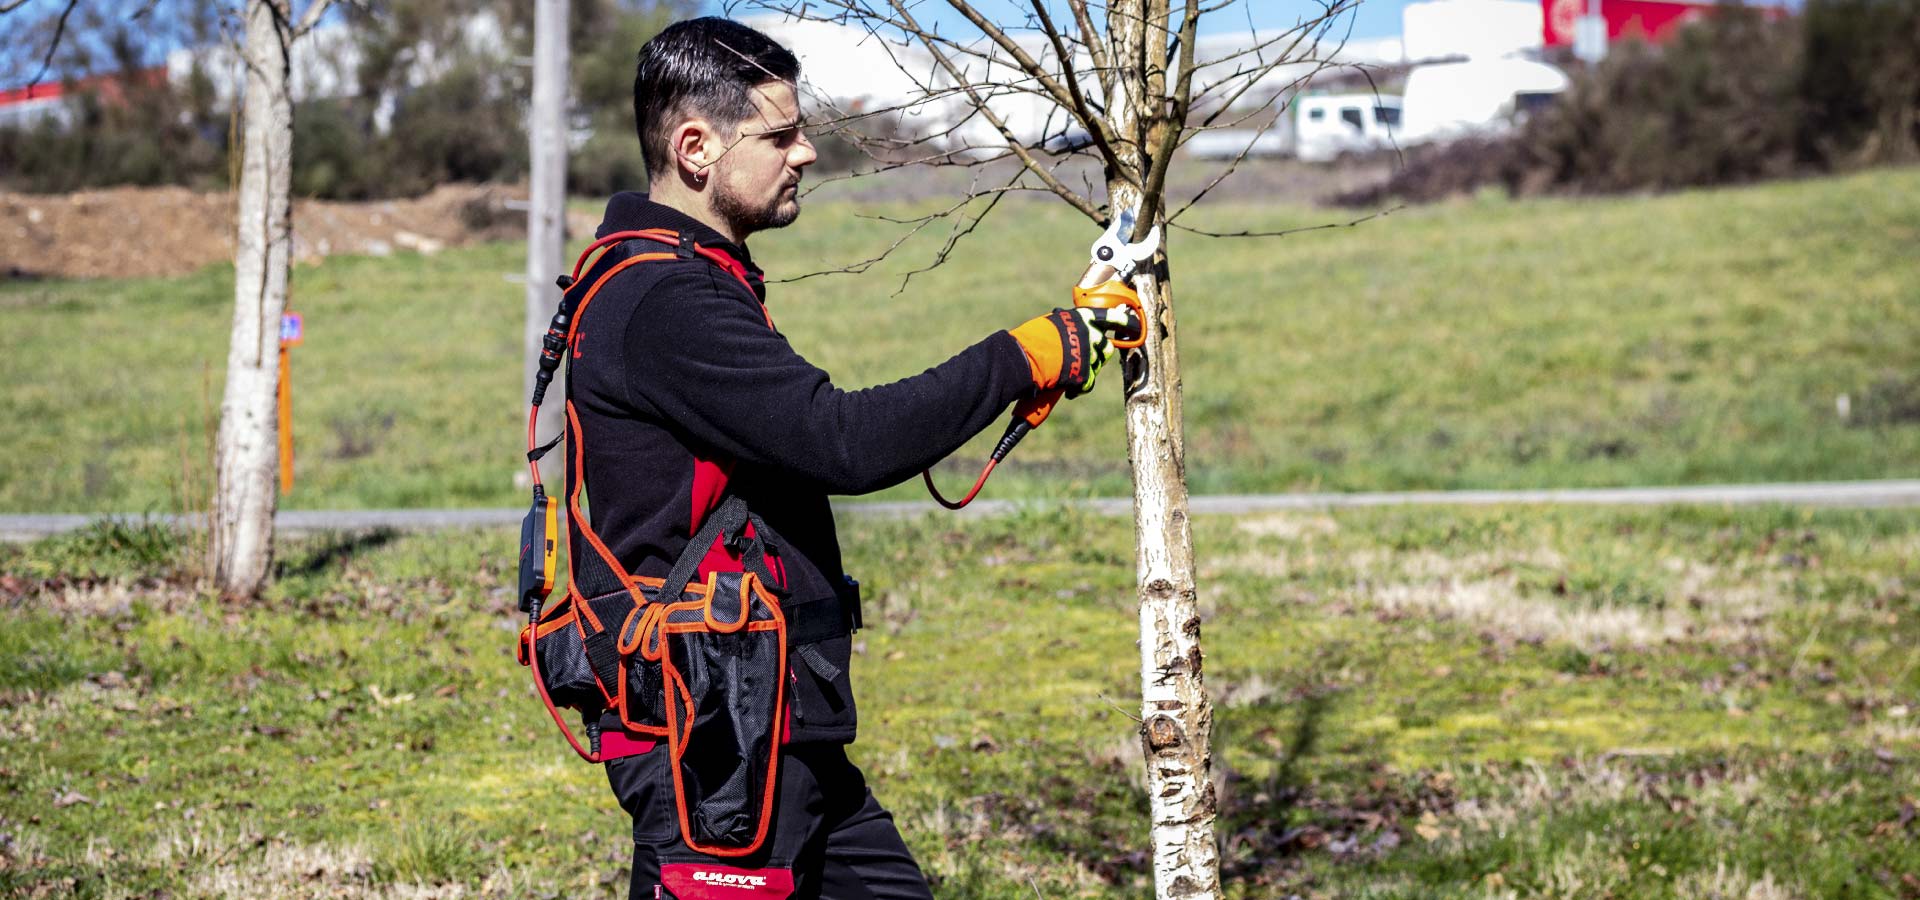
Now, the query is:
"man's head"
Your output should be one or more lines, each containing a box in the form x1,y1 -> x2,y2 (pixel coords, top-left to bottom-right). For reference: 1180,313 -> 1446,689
634,18 -> 816,241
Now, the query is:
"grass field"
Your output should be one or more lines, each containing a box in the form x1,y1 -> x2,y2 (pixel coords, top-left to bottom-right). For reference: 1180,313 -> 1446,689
3,503 -> 1917,897
2,168 -> 1918,513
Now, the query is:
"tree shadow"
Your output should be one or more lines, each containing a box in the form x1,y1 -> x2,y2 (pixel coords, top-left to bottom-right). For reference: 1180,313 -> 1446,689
274,528 -> 398,579
1216,686 -> 1336,882
971,685 -> 1341,891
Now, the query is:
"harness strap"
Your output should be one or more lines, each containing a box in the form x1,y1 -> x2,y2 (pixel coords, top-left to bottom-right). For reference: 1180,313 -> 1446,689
581,593 -> 633,704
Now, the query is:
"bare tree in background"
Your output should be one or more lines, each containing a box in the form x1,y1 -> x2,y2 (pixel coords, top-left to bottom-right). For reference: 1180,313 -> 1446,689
732,1 -> 1365,896
212,0 -> 337,599
0,0 -> 336,598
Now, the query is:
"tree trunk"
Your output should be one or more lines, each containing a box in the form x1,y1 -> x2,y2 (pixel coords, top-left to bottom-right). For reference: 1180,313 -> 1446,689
523,0 -> 570,487
212,0 -> 296,600
1108,1 -> 1220,898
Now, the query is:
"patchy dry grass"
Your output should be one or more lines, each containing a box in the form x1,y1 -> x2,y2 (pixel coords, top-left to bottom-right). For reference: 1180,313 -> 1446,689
2,504 -> 1917,897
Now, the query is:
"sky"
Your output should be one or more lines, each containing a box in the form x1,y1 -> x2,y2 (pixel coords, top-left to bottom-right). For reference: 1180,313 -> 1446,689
0,0 -> 1415,90
703,0 -> 1416,40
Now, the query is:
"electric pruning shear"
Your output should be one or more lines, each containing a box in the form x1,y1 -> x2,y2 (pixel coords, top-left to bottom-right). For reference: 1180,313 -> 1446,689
924,207 -> 1162,509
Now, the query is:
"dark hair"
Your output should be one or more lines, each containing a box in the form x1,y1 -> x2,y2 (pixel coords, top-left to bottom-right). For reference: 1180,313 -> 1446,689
633,18 -> 801,178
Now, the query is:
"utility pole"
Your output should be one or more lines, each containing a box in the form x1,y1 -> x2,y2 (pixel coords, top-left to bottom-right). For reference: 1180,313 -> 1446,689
524,0 -> 570,487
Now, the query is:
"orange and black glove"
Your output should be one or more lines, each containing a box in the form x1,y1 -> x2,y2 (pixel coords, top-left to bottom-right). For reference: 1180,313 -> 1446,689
1008,306 -> 1136,398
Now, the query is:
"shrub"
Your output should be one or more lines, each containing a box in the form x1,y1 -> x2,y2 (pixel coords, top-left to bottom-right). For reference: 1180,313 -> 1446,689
1799,0 -> 1920,166
1346,0 -> 1918,204
0,66 -> 229,194
1517,5 -> 1804,192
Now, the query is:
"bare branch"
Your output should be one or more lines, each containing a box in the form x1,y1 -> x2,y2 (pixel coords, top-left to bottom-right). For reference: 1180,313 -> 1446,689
893,174 -> 1012,294
1136,0 -> 1200,229
1170,203 -> 1403,239
1030,0 -> 1134,184
880,0 -> 1101,221
19,0 -> 81,89
942,0 -> 1081,112
770,174 -> 1026,284
294,0 -> 339,36
1066,0 -> 1114,97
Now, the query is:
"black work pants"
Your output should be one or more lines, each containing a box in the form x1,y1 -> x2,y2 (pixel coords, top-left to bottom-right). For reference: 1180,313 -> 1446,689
607,744 -> 933,900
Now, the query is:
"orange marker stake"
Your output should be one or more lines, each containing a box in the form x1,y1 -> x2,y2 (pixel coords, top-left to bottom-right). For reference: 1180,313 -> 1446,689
278,312 -> 304,494
277,346 -> 293,493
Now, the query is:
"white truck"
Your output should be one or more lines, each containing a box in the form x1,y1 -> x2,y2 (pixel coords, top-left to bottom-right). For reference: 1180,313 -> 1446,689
1293,93 -> 1404,163
1398,57 -> 1570,145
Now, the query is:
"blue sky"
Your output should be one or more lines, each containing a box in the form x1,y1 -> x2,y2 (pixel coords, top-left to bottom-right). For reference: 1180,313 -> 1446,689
706,0 -> 1413,40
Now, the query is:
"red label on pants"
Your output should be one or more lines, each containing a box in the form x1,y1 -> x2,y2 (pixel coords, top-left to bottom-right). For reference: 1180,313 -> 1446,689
660,863 -> 794,900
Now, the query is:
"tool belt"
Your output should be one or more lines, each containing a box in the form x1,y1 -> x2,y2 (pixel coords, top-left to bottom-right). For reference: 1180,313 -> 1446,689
514,229 -> 860,858
522,496 -> 859,854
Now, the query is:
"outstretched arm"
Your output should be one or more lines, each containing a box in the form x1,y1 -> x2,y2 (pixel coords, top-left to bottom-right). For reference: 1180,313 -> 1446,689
623,268 -> 1035,494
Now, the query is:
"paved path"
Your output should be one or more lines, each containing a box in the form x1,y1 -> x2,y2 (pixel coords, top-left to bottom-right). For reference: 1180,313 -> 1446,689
4,480 -> 1917,540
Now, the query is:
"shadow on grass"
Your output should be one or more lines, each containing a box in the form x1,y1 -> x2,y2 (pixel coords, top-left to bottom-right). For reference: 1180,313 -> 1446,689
1219,688 -> 1334,883
275,528 -> 398,579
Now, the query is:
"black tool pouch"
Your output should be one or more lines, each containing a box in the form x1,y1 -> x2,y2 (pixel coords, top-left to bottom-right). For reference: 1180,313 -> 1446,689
518,598 -> 605,715
783,577 -> 862,742
645,570 -> 787,855
523,491 -> 861,856
633,497 -> 793,857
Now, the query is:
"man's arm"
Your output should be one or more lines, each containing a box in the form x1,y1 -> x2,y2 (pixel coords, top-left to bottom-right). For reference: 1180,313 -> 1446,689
623,268 -> 1036,495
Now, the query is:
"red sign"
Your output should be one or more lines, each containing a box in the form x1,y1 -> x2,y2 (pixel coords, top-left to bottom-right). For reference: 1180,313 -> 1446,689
1543,0 -> 1715,47
0,66 -> 166,108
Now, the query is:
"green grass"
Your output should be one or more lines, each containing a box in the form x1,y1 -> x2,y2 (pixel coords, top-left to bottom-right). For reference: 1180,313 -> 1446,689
4,168 -> 1919,512
2,504 -> 1917,897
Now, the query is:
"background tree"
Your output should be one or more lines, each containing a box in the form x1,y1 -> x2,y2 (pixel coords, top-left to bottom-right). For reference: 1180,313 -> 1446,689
0,0 -> 231,194
733,1 -> 1360,896
212,0 -> 339,600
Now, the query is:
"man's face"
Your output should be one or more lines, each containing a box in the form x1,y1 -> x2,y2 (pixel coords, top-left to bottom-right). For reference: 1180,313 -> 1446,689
710,81 -> 816,239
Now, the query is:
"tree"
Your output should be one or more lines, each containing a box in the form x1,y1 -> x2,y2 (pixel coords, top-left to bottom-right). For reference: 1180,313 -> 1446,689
733,1 -> 1362,896
212,0 -> 337,599
0,0 -> 336,598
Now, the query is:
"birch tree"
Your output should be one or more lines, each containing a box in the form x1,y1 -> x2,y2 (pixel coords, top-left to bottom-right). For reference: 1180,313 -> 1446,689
733,1 -> 1367,896
212,0 -> 336,599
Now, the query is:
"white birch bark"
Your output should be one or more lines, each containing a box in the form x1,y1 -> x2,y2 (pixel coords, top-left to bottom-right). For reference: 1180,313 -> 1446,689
523,0 -> 569,486
1108,0 -> 1220,897
212,0 -> 297,599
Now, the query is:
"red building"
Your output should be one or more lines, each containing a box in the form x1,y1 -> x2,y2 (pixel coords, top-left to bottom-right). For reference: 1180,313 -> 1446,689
1541,0 -> 1782,48
0,67 -> 167,130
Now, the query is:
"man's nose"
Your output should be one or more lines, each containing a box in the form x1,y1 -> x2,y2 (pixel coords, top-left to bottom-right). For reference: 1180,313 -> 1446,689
792,133 -> 818,169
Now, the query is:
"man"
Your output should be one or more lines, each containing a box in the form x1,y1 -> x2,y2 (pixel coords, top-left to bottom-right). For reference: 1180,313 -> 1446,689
567,17 -> 1132,899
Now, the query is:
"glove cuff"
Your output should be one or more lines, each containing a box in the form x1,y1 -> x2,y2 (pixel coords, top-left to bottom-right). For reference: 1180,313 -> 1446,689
1008,309 -> 1086,390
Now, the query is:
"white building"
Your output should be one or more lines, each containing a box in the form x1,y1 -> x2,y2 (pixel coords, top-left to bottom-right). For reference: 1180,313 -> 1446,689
163,12 -> 510,134
743,14 -> 1405,159
1397,0 -> 1571,145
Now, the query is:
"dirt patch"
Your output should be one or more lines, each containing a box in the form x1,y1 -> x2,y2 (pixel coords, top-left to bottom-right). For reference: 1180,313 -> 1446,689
0,184 -> 598,280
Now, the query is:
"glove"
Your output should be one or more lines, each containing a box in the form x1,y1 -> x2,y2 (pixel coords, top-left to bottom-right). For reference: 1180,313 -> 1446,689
1008,306 -> 1136,398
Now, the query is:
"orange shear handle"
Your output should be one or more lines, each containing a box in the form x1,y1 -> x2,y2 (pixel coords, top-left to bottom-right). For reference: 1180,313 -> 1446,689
1072,279 -> 1145,350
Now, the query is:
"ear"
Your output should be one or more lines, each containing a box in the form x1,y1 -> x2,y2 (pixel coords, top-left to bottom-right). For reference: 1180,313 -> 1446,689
669,119 -> 717,179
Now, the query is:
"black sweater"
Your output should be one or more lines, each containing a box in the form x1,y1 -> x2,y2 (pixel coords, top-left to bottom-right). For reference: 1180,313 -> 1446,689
567,193 -> 1034,740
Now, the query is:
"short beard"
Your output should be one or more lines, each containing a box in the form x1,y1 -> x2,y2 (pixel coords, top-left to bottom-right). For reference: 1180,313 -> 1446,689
712,176 -> 800,239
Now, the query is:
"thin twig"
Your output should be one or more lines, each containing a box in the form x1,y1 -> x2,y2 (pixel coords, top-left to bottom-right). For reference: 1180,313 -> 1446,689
1170,203 -> 1403,239
1098,692 -> 1144,724
21,0 -> 81,89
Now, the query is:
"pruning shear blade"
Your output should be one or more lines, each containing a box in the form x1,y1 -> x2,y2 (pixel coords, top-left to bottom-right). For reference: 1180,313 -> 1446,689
1083,206 -> 1162,288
